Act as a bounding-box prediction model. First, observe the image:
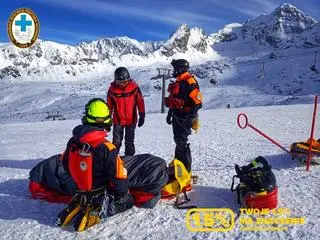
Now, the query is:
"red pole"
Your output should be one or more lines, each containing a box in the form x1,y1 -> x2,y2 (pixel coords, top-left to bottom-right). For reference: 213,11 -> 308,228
237,113 -> 292,156
306,95 -> 318,171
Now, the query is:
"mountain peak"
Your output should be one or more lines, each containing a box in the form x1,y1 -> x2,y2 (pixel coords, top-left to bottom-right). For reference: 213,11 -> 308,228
271,3 -> 318,26
169,23 -> 190,39
278,3 -> 298,10
159,23 -> 213,56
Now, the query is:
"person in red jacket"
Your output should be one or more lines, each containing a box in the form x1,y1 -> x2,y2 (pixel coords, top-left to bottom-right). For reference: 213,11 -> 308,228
107,67 -> 145,156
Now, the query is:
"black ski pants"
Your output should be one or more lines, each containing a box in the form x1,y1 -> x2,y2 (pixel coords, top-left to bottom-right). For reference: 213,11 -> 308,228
172,115 -> 192,172
113,124 -> 136,156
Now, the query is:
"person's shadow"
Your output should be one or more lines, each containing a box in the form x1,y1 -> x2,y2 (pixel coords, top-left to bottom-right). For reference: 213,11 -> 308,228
0,158 -> 67,227
262,153 -> 310,171
185,185 -> 238,212
0,178 -> 67,227
0,158 -> 42,169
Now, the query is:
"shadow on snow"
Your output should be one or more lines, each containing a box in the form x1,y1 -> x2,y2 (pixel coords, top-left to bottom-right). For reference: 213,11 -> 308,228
0,178 -> 65,227
0,158 -> 43,170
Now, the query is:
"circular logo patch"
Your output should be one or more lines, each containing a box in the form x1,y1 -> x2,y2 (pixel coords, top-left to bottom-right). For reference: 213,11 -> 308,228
80,161 -> 88,171
7,8 -> 40,48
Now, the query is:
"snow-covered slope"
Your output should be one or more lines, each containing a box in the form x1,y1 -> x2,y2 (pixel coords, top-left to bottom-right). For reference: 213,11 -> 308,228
0,104 -> 319,239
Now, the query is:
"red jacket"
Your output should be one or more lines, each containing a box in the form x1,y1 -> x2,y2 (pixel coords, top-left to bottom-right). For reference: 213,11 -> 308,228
107,80 -> 145,126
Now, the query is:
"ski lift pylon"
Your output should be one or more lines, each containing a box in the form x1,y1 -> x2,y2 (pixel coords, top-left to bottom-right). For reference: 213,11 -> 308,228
258,62 -> 265,79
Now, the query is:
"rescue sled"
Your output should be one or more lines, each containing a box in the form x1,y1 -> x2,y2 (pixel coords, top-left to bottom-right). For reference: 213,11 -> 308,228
290,138 -> 320,164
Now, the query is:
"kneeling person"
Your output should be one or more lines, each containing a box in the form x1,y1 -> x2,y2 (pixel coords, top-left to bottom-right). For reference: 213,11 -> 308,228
57,98 -> 133,231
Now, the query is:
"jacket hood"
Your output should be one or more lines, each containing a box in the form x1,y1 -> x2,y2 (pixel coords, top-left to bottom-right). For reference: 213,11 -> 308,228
72,125 -> 107,147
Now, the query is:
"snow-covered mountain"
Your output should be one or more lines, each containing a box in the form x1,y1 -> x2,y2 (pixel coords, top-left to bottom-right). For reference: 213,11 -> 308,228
1,3 -> 318,82
0,23 -> 217,81
210,3 -> 319,55
0,3 -> 319,123
158,24 -> 214,57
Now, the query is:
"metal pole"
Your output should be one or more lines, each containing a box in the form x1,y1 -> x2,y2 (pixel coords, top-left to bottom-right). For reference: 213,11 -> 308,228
161,76 -> 166,113
237,113 -> 292,156
306,95 -> 318,171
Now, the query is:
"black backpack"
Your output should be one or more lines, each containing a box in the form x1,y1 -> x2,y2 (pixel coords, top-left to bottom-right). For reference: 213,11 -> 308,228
231,156 -> 277,205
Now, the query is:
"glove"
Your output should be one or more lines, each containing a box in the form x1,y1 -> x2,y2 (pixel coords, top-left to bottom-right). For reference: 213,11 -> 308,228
191,116 -> 200,132
138,112 -> 145,127
186,113 -> 200,132
113,193 -> 134,214
56,188 -> 112,232
166,109 -> 173,125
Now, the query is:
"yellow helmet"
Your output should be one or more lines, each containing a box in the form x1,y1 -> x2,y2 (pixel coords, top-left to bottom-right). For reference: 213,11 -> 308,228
82,98 -> 112,128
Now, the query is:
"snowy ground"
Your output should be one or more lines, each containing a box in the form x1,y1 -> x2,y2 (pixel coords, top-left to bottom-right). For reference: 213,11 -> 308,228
0,104 -> 319,240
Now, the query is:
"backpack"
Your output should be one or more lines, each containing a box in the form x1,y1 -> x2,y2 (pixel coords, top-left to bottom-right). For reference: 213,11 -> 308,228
66,139 -> 116,191
68,141 -> 94,191
231,156 -> 278,209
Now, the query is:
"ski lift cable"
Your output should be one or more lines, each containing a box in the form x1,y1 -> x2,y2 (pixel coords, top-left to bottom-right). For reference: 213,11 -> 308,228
229,50 -> 318,69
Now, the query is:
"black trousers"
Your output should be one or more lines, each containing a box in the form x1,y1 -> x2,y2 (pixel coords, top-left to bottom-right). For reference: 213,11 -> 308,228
113,124 -> 136,156
172,115 -> 192,172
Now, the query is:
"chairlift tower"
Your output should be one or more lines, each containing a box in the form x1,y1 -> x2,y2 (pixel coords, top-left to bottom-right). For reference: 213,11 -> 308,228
258,62 -> 265,79
151,68 -> 172,113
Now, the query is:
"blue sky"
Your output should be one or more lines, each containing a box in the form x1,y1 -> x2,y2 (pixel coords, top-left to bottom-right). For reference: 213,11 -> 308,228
1,0 -> 319,45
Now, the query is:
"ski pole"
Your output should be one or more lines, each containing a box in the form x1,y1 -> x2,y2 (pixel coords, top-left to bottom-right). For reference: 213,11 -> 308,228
237,113 -> 292,156
306,95 -> 318,171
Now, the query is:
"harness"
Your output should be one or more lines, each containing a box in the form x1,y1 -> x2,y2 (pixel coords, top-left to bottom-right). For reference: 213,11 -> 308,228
109,88 -> 138,98
165,74 -> 199,112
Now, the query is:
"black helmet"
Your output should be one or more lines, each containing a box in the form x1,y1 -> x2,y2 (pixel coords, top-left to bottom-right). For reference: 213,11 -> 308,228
114,67 -> 130,81
171,59 -> 189,77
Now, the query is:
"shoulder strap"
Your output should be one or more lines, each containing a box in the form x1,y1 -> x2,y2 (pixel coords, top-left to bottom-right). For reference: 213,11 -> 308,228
103,141 -> 116,151
187,75 -> 198,85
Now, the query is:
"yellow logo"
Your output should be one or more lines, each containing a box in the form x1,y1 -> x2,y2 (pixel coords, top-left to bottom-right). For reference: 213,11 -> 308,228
186,208 -> 235,232
7,8 -> 40,48
186,208 -> 306,232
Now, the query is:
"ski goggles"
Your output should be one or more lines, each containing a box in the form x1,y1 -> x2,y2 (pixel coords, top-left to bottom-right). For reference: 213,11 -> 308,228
115,79 -> 130,86
85,113 -> 112,124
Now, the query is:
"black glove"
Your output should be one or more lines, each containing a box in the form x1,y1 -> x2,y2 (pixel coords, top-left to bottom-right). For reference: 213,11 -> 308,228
138,112 -> 145,127
113,193 -> 134,214
166,109 -> 173,125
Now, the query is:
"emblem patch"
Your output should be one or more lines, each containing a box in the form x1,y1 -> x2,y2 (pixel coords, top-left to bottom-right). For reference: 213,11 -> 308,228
7,8 -> 40,48
80,161 -> 88,171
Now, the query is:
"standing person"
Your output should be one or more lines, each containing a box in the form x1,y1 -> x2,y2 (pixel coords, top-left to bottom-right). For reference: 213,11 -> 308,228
107,67 -> 145,156
165,59 -> 202,173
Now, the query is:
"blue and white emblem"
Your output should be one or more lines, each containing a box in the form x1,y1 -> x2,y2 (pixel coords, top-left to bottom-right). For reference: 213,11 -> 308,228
7,8 -> 40,48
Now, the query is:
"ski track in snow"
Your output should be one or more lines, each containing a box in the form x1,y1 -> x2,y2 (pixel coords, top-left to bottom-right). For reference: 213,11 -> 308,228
0,104 -> 319,240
